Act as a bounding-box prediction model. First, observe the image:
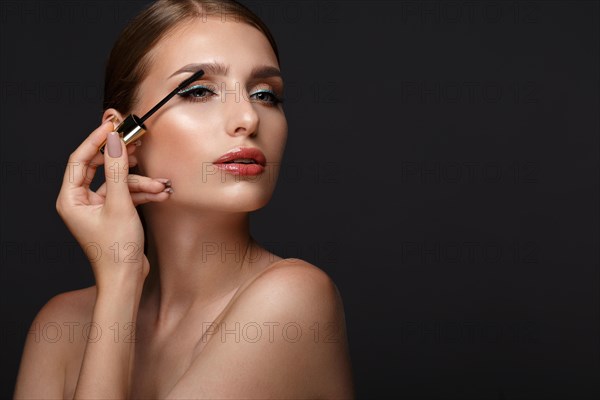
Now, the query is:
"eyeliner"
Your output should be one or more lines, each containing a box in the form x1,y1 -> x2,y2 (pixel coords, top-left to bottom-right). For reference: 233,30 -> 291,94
99,69 -> 205,153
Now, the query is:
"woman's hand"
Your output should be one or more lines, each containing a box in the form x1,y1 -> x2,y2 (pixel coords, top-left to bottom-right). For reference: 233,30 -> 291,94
55,119 -> 171,289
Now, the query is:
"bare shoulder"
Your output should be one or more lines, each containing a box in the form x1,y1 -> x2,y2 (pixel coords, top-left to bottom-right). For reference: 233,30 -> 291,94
166,259 -> 355,399
32,286 -> 97,335
248,257 -> 341,298
23,285 -> 97,351
231,257 -> 348,338
221,257 -> 345,328
41,286 -> 96,320
14,286 -> 97,399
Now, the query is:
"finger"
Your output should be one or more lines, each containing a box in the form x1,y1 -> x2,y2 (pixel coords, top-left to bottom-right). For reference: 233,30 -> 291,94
94,184 -> 172,207
126,175 -> 170,193
103,131 -> 133,213
127,142 -> 138,154
95,175 -> 169,197
82,144 -> 138,187
130,190 -> 172,206
61,119 -> 113,191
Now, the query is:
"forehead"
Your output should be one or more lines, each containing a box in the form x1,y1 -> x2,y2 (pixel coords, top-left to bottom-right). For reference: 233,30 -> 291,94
147,17 -> 279,80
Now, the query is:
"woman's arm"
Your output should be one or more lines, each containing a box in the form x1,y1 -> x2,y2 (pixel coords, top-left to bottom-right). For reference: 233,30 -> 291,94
72,278 -> 143,399
26,119 -> 167,398
50,120 -> 146,399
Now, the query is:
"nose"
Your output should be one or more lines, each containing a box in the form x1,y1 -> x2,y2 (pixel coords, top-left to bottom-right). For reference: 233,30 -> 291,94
223,83 -> 259,138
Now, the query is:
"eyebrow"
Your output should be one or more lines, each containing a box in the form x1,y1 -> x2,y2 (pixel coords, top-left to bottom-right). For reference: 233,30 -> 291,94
168,62 -> 282,81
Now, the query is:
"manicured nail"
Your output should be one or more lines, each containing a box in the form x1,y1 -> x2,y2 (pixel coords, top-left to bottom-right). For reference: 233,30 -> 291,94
156,178 -> 171,187
107,131 -> 122,158
163,187 -> 174,194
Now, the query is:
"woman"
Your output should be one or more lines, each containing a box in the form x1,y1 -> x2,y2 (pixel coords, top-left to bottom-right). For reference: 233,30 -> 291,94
14,0 -> 354,398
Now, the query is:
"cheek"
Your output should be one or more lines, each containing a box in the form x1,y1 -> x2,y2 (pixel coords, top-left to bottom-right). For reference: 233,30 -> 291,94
259,115 -> 287,188
136,110 -> 218,179
261,111 -> 288,161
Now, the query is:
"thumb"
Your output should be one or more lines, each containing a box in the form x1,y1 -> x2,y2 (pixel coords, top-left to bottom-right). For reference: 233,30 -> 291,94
103,131 -> 133,212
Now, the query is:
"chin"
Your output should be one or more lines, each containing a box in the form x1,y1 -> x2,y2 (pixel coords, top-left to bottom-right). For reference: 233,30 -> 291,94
172,189 -> 274,213
217,192 -> 273,212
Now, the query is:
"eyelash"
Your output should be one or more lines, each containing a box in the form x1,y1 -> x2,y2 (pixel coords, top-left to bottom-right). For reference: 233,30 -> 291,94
177,84 -> 284,106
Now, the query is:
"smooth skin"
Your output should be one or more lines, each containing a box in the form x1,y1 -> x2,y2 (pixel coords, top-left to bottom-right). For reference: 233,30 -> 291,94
14,16 -> 354,400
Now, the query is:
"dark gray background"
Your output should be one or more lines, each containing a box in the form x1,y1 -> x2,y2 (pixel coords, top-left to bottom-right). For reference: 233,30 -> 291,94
1,1 -> 598,399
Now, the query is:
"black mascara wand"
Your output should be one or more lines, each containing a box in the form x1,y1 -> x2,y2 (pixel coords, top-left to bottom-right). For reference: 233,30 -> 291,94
99,69 -> 205,153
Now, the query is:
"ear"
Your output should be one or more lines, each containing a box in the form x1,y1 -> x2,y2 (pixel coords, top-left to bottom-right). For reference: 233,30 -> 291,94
102,108 -> 125,129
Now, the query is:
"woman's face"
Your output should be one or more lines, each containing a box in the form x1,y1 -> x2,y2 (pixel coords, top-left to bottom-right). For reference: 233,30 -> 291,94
131,17 -> 287,212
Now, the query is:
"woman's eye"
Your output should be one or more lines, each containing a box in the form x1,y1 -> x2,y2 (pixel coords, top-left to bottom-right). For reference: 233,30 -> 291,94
251,90 -> 284,106
177,85 -> 215,101
177,85 -> 283,106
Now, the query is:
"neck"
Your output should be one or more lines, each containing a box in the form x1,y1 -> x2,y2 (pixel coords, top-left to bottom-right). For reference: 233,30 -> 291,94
138,201 -> 256,328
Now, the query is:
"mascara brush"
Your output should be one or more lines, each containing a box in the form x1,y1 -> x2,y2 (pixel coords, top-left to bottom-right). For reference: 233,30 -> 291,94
99,69 -> 205,153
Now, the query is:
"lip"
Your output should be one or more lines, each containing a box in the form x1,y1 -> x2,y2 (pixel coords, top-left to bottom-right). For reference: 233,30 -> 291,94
213,147 -> 267,176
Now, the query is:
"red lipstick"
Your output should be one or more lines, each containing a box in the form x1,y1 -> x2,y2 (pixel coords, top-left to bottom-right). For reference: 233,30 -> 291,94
213,147 -> 266,176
